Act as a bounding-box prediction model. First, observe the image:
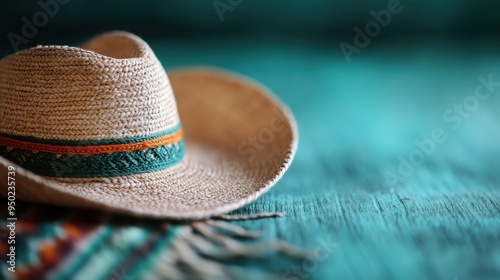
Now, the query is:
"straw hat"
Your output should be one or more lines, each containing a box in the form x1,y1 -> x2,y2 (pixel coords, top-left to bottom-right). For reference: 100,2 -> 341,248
0,31 -> 297,219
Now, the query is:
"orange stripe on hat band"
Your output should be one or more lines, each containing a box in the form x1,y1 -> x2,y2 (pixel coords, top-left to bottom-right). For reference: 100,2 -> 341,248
0,129 -> 183,156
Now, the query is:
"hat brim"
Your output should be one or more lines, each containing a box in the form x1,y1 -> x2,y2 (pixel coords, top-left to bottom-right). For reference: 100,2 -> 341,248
0,68 -> 298,219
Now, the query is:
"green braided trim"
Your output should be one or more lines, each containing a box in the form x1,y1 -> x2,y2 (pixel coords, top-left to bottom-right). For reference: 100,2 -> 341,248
0,140 -> 185,178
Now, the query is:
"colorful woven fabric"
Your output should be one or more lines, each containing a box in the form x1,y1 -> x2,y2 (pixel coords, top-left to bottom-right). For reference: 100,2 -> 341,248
0,201 -> 182,280
0,201 -> 303,280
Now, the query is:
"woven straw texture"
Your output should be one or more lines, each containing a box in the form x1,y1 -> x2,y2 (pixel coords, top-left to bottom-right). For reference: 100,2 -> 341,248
0,32 -> 298,219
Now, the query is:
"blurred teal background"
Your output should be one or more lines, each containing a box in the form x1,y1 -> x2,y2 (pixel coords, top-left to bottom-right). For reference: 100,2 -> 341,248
1,1 -> 500,280
2,0 -> 500,51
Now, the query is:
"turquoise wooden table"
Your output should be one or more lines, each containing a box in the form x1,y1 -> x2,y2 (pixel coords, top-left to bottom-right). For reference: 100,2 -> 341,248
1,37 -> 500,280
154,37 -> 500,280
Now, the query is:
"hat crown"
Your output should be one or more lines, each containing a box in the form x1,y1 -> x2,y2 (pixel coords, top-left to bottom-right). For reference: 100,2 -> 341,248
0,31 -> 180,141
0,32 -> 185,178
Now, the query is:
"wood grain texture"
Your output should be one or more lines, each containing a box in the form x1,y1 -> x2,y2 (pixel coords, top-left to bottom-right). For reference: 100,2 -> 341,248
162,38 -> 500,280
1,37 -> 499,280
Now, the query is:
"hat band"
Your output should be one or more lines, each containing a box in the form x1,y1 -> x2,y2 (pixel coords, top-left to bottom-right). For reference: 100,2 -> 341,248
0,125 -> 184,178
